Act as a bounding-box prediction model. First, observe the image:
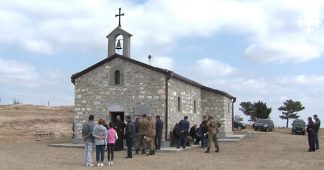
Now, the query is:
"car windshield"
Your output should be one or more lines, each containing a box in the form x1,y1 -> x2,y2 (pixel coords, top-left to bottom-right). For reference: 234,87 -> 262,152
256,119 -> 269,123
293,121 -> 305,126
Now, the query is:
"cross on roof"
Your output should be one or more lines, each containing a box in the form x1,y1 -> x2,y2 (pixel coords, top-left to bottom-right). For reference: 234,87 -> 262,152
115,8 -> 125,27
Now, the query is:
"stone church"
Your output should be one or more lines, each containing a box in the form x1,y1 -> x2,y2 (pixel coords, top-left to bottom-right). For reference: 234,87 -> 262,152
71,11 -> 236,144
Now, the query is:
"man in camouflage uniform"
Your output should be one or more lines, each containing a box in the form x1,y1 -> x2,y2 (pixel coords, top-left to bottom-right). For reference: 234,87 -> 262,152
146,115 -> 156,155
205,115 -> 220,153
135,114 -> 148,154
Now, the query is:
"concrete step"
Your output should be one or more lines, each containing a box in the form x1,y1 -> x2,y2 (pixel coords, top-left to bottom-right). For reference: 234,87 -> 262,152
223,134 -> 246,140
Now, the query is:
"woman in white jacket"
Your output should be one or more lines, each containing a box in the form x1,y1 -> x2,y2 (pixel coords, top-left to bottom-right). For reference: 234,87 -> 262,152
92,118 -> 107,167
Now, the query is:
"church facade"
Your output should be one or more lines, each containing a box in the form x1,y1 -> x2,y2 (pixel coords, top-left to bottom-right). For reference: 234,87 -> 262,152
71,16 -> 236,144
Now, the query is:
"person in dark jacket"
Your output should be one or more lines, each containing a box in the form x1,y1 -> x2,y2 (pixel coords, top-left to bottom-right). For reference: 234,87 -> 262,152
134,117 -> 140,152
155,115 -> 163,150
189,124 -> 200,145
177,116 -> 190,149
200,116 -> 208,148
82,115 -> 95,167
313,114 -> 321,149
114,115 -> 125,151
307,117 -> 315,152
172,123 -> 180,146
125,115 -> 135,158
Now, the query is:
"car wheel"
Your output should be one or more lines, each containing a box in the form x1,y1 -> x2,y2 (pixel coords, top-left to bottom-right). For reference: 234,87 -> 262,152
254,128 -> 257,131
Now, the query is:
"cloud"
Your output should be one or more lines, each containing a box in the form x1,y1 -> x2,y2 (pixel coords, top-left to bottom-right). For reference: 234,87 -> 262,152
195,58 -> 235,77
0,58 -> 73,105
245,40 -> 321,63
23,40 -> 54,54
0,58 -> 69,87
0,57 -> 40,85
279,74 -> 324,86
138,55 -> 174,70
196,73 -> 324,126
1,0 -> 324,63
152,56 -> 174,70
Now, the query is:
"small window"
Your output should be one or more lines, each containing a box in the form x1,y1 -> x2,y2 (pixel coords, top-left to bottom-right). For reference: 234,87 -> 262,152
114,70 -> 120,84
194,100 -> 197,113
177,97 -> 181,111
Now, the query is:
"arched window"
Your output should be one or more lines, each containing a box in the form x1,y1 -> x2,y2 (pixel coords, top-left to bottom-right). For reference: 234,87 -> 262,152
114,70 -> 120,84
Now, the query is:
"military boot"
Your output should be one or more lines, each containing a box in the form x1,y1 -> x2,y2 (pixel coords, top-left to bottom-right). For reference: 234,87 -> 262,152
146,151 -> 154,156
215,146 -> 219,152
135,149 -> 139,154
142,150 -> 146,154
153,149 -> 155,155
205,148 -> 210,153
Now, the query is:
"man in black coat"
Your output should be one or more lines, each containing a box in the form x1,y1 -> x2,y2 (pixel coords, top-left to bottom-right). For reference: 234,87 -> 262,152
155,115 -> 163,150
307,116 -> 315,152
313,114 -> 321,149
125,115 -> 135,158
200,116 -> 208,148
114,115 -> 125,151
177,116 -> 190,149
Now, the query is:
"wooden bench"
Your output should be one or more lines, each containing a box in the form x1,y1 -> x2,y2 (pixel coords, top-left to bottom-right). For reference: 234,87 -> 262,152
35,131 -> 55,141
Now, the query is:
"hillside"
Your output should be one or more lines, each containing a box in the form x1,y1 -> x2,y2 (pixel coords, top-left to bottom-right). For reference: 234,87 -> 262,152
0,104 -> 74,143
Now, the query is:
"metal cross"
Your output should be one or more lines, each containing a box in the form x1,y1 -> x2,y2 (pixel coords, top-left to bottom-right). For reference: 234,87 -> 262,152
115,8 -> 124,27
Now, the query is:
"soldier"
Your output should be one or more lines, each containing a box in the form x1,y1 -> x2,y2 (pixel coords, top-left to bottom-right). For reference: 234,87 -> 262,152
135,114 -> 148,154
205,115 -> 220,153
146,115 -> 156,155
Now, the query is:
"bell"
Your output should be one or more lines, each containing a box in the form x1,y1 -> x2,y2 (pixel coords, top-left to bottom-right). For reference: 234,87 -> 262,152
115,39 -> 122,50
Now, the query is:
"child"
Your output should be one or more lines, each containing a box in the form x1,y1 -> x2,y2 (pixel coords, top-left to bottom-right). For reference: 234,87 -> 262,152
107,122 -> 118,166
92,118 -> 107,167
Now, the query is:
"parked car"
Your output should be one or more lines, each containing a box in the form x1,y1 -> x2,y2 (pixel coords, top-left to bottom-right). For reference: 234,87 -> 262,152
254,119 -> 274,132
233,121 -> 246,130
291,119 -> 306,135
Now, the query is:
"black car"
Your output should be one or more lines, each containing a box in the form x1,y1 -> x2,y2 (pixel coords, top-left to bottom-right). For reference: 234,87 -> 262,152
233,121 -> 246,130
291,119 -> 306,135
254,119 -> 274,132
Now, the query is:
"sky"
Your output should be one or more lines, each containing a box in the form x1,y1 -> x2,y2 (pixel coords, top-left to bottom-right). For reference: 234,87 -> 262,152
0,0 -> 324,127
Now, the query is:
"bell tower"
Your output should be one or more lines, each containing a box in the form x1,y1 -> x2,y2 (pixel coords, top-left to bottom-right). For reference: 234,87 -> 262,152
107,8 -> 132,58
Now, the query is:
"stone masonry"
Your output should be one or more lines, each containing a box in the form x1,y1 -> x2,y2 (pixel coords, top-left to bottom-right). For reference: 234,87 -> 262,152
73,57 -> 166,143
71,54 -> 235,144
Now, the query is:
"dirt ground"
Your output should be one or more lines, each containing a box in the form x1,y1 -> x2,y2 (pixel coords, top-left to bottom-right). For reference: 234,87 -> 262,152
1,105 -> 323,170
0,104 -> 74,143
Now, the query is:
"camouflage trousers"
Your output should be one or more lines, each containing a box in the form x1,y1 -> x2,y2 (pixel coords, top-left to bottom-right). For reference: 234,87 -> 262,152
207,132 -> 219,149
145,136 -> 155,151
135,134 -> 147,152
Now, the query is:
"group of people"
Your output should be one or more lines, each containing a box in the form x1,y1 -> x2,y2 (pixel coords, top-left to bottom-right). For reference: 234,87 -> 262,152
172,115 -> 221,153
306,114 -> 321,152
134,114 -> 164,155
81,114 -> 164,167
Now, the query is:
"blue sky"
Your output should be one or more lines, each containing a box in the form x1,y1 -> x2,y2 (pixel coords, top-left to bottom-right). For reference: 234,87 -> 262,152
1,0 -> 324,126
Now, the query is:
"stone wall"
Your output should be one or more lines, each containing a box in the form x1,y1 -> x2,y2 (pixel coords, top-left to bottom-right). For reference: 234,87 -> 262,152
201,89 -> 233,136
73,57 -> 167,143
167,78 -> 202,139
